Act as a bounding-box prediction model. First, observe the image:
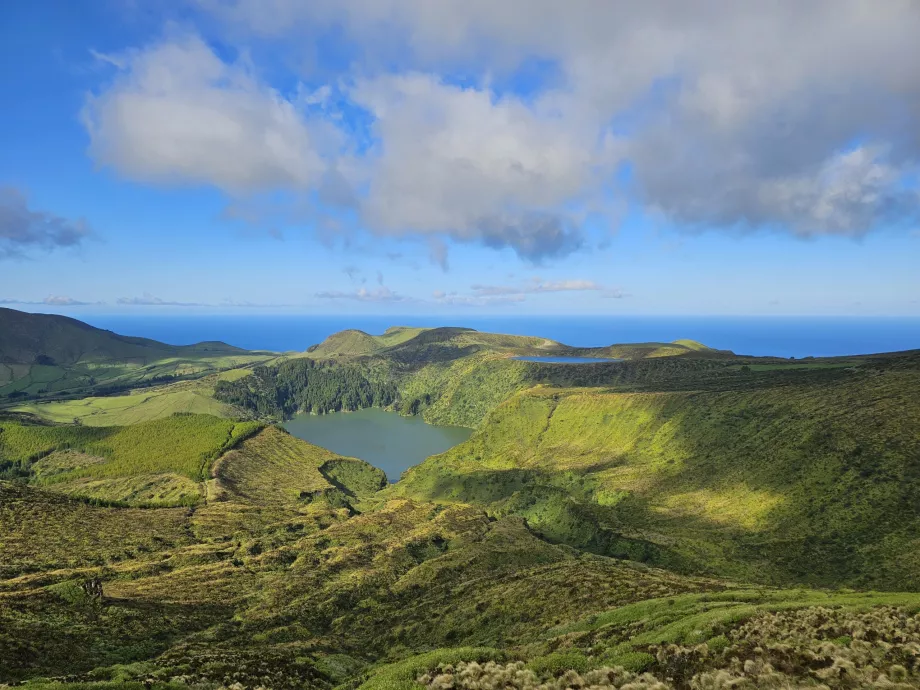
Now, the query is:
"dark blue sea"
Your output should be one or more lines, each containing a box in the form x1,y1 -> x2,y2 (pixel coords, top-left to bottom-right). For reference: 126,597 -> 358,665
75,315 -> 920,359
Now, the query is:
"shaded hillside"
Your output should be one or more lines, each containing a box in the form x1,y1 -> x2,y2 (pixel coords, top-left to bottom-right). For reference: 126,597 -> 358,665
6,471 -> 920,688
0,308 -> 273,402
0,307 -> 246,365
394,355 -> 920,589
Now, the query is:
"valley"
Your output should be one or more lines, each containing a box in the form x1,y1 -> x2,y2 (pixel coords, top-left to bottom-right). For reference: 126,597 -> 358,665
1,309 -> 919,689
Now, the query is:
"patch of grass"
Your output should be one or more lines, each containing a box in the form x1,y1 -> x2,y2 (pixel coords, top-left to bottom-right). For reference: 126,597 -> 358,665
358,648 -> 506,690
1,415 -> 262,504
10,377 -> 240,426
0,480 -> 193,577
214,425 -> 384,506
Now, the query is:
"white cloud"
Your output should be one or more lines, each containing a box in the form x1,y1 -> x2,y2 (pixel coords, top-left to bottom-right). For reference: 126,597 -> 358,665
431,290 -> 525,307
0,296 -> 99,306
351,74 -> 607,260
433,278 -> 622,305
73,0 -> 920,269
43,295 -> 98,306
83,34 -> 329,192
198,0 -> 920,238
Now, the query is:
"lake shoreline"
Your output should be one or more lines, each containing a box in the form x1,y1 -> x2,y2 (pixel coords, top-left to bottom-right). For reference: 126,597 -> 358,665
283,407 -> 473,482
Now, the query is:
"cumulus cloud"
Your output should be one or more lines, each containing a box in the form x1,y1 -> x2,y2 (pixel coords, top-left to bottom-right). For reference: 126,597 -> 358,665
351,74 -> 604,260
117,293 -> 206,306
80,0 -> 919,264
0,188 -> 91,259
83,34 -> 329,191
315,286 -> 410,302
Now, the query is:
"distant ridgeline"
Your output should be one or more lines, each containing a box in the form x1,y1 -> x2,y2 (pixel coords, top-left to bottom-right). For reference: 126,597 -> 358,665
3,308 -> 920,689
214,326 -> 733,426
0,307 -> 274,402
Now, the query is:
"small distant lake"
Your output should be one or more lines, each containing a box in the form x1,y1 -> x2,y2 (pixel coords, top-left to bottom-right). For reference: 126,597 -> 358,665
513,356 -> 624,364
283,408 -> 472,482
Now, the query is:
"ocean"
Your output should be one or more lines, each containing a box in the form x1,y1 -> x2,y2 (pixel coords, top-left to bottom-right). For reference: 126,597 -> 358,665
73,314 -> 920,359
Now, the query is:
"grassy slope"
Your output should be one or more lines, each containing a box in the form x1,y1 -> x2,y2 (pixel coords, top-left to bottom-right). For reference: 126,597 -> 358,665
6,319 -> 920,688
0,481 -> 195,577
307,327 -> 433,359
0,308 -> 273,401
0,428 -> 391,683
213,425 -> 386,507
0,415 -> 263,504
9,374 -> 243,426
362,589 -> 920,690
4,425 -> 920,688
394,358 -> 920,590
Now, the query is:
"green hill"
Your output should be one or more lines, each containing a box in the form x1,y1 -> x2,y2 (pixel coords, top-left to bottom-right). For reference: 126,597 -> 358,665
307,326 -> 436,358
0,414 -> 263,505
5,314 -> 920,689
393,353 -> 920,589
0,308 -> 273,402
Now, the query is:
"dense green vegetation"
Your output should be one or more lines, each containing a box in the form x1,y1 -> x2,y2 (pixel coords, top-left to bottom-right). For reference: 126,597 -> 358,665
0,308 -> 273,404
393,355 -> 920,589
5,312 -> 920,689
0,415 -> 262,504
9,374 -> 240,426
214,359 -> 398,418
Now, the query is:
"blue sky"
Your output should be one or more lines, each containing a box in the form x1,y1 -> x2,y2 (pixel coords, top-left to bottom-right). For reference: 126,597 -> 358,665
1,0 -> 918,316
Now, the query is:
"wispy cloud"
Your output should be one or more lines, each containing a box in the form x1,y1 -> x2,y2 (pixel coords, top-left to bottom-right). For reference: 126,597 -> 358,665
470,278 -> 608,296
117,293 -> 207,307
43,295 -> 100,306
432,290 -> 525,307
0,295 -> 101,306
315,286 -> 411,303
219,298 -> 295,308
433,278 -> 627,306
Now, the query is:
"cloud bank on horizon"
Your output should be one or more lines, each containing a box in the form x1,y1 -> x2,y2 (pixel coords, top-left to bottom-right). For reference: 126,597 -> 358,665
81,0 -> 920,262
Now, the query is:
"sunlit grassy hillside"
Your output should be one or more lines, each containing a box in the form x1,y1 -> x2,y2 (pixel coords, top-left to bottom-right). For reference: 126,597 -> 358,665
9,375 -> 241,426
0,415 -> 262,504
395,359 -> 920,589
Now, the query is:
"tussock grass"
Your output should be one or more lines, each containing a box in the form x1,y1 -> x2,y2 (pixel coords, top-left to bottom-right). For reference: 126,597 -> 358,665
0,415 -> 262,504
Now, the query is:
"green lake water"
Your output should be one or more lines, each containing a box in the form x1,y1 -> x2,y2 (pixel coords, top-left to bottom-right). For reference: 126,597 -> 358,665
283,408 -> 472,482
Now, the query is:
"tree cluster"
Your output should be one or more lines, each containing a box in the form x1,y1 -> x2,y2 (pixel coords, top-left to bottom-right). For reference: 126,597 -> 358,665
214,359 -> 398,419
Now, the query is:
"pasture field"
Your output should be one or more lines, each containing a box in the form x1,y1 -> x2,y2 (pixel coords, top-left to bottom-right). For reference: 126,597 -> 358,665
10,376 -> 241,426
